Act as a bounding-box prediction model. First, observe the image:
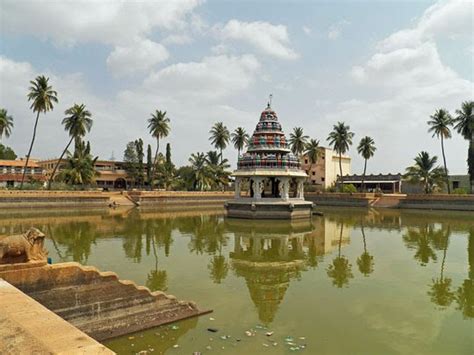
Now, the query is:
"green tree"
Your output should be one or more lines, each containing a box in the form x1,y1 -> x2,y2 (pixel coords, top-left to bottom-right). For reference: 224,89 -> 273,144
165,143 -> 172,166
189,152 -> 212,191
304,138 -> 320,180
404,151 -> 446,194
0,143 -> 17,160
59,139 -> 98,186
21,75 -> 58,189
48,104 -> 93,189
123,141 -> 138,186
455,228 -> 473,319
403,224 -> 437,266
146,144 -> 153,187
289,127 -> 309,158
454,101 -> 474,193
428,109 -> 453,193
209,122 -> 230,163
327,122 -> 354,191
231,127 -> 249,161
147,110 -> 170,187
357,136 -> 376,192
208,255 -> 229,284
206,150 -> 231,190
0,108 -> 14,139
135,139 -> 144,188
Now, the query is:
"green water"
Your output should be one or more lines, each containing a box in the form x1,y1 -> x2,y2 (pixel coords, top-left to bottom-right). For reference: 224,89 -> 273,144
2,207 -> 473,354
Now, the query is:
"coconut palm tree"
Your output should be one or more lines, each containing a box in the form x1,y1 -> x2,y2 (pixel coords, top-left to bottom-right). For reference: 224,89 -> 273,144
209,122 -> 230,163
404,151 -> 446,194
231,127 -> 249,161
357,223 -> 374,276
59,140 -> 98,186
206,150 -> 231,190
327,222 -> 353,288
289,127 -> 308,157
304,138 -> 320,178
357,136 -> 376,192
147,110 -> 170,187
0,108 -> 14,139
428,109 -> 453,193
327,122 -> 354,191
189,152 -> 212,191
21,75 -> 58,189
454,101 -> 474,193
47,104 -> 93,189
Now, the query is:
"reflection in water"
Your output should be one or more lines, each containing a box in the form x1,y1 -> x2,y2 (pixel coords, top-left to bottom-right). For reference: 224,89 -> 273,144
1,206 -> 473,353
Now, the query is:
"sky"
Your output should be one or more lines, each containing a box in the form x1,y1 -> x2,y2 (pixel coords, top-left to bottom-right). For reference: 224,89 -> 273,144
0,0 -> 472,174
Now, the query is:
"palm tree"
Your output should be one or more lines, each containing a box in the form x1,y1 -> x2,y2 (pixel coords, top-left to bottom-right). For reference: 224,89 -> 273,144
289,127 -> 308,157
454,101 -> 474,193
428,109 -> 453,193
21,75 -> 58,189
209,122 -> 230,163
404,151 -> 446,194
147,110 -> 170,188
47,104 -> 93,189
357,223 -> 374,276
0,108 -> 14,139
357,136 -> 376,192
231,127 -> 249,161
327,122 -> 354,191
189,152 -> 212,191
59,140 -> 98,186
327,223 -> 353,288
304,139 -> 320,180
206,151 -> 231,190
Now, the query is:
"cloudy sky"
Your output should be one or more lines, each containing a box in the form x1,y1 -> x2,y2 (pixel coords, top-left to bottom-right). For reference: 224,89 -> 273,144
0,0 -> 472,174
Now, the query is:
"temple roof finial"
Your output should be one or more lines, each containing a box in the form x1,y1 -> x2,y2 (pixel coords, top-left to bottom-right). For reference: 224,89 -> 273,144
267,94 -> 273,108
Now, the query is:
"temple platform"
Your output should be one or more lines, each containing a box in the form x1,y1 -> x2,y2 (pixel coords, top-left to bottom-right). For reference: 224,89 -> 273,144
225,198 -> 313,219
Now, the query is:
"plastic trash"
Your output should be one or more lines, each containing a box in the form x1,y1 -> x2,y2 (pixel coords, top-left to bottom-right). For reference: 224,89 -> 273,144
265,332 -> 274,336
207,328 -> 218,333
171,325 -> 179,330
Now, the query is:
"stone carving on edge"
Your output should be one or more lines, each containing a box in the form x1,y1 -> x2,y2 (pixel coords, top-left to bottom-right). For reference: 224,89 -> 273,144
0,227 -> 48,264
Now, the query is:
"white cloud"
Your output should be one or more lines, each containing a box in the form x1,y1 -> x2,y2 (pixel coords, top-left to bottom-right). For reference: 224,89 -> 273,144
0,0 -> 203,46
303,26 -> 312,35
327,20 -> 350,40
217,20 -> 299,60
106,39 -> 170,77
162,34 -> 193,45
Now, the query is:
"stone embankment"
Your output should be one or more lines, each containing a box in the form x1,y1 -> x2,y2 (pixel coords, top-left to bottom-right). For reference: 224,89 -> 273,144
399,194 -> 474,211
0,261 -> 210,341
0,190 -> 110,209
305,192 -> 375,207
129,191 -> 233,206
0,278 -> 113,354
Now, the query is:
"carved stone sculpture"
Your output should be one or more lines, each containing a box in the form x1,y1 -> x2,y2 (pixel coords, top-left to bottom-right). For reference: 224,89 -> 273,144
0,227 -> 48,264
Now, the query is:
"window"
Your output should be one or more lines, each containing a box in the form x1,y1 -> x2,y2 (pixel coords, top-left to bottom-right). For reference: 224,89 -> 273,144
304,159 -> 308,164
312,171 -> 315,175
321,177 -> 325,182
452,181 -> 460,189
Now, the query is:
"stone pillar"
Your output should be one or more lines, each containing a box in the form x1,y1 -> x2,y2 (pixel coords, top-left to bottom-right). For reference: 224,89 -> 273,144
278,177 -> 290,200
253,177 -> 264,199
234,177 -> 242,199
296,178 -> 305,199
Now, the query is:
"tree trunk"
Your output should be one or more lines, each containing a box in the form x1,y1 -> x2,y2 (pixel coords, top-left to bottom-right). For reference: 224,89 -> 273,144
47,136 -> 74,190
469,134 -> 474,194
440,135 -> 450,194
361,223 -> 367,253
339,152 -> 343,192
220,148 -> 223,164
20,111 -> 41,189
362,158 -> 367,192
151,137 -> 160,189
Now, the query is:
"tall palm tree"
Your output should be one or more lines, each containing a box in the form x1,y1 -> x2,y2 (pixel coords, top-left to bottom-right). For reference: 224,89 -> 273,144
428,109 -> 453,193
231,127 -> 249,161
304,138 -> 320,180
147,110 -> 170,188
357,223 -> 374,276
48,104 -> 93,189
209,122 -> 230,163
404,151 -> 446,194
289,127 -> 308,157
189,152 -> 212,191
21,75 -> 58,189
327,122 -> 354,191
454,101 -> 474,193
357,136 -> 376,192
0,108 -> 14,139
327,222 -> 353,288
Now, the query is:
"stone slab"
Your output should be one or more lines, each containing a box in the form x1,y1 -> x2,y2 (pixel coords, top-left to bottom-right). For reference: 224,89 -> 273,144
0,278 -> 114,354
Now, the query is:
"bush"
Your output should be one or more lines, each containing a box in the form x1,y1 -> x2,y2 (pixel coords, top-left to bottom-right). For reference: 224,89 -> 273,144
342,184 -> 357,193
453,187 -> 468,195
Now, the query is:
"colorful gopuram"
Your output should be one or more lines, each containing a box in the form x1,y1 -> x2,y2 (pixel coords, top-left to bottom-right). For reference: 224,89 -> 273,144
225,103 -> 313,219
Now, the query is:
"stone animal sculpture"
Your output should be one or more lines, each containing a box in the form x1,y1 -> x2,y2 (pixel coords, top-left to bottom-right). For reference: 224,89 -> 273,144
0,227 -> 48,264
